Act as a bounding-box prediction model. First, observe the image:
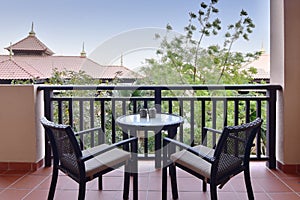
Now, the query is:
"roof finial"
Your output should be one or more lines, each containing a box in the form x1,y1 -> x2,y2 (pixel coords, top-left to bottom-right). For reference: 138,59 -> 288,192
29,22 -> 35,36
9,42 -> 13,60
120,53 -> 123,66
261,41 -> 265,53
80,42 -> 86,58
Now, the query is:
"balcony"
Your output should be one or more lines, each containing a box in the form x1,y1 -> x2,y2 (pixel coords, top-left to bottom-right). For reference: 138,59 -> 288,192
1,84 -> 300,199
0,161 -> 299,199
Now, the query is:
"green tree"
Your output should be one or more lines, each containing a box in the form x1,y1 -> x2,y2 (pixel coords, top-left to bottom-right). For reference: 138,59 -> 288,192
138,0 -> 261,85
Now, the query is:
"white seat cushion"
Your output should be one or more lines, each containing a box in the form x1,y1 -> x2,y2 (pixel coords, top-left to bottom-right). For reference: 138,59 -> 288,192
171,145 -> 214,179
170,145 -> 242,179
83,144 -> 131,178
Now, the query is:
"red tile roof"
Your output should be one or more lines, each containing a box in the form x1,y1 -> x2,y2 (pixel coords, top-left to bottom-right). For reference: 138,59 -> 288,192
5,35 -> 54,56
0,59 -> 39,80
0,27 -> 140,82
0,55 -> 140,81
243,53 -> 270,80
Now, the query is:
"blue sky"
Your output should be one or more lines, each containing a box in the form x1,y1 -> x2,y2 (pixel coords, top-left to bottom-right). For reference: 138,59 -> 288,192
0,0 -> 269,68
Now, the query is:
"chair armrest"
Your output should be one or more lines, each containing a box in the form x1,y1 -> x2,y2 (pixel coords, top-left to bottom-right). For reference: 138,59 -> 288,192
203,127 -> 222,135
164,137 -> 215,163
75,127 -> 103,136
80,137 -> 138,162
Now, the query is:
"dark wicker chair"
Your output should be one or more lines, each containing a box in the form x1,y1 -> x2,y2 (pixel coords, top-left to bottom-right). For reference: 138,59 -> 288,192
40,117 -> 138,200
162,118 -> 263,200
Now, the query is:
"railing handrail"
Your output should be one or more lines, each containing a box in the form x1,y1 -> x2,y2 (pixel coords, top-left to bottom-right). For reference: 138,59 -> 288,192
37,84 -> 282,91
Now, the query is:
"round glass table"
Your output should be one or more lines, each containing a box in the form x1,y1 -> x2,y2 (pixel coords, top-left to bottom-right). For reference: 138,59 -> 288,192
116,113 -> 183,168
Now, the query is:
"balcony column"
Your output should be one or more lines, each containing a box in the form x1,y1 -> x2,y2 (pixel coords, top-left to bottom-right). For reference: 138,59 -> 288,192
0,85 -> 44,171
271,0 -> 300,173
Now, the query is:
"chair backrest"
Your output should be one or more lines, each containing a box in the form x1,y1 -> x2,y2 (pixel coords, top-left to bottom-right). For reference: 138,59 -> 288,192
213,118 -> 263,178
41,117 -> 83,177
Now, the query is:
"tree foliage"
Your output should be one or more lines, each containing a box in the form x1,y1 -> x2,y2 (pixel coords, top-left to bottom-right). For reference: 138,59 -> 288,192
138,0 -> 261,85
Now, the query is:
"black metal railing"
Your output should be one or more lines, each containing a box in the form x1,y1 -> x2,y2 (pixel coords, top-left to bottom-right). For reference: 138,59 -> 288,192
38,84 -> 281,169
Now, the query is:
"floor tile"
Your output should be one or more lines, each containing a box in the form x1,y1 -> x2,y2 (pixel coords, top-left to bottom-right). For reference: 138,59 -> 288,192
23,189 -> 49,200
2,170 -> 29,175
256,177 -> 293,193
268,192 -> 300,200
0,161 -> 299,199
230,177 -> 264,192
237,192 -> 271,200
8,175 -> 48,189
282,178 -> 300,192
0,175 -> 23,188
0,189 -> 31,200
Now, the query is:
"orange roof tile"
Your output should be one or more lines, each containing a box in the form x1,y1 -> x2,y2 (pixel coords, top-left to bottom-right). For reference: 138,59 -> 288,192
101,66 -> 142,79
0,59 -> 41,80
0,55 -> 139,81
243,53 -> 270,80
5,35 -> 54,55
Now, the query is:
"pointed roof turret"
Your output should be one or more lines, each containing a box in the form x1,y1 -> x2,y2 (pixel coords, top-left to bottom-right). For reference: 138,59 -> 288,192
120,53 -> 123,66
5,23 -> 54,56
29,22 -> 35,36
80,42 -> 86,58
9,42 -> 13,60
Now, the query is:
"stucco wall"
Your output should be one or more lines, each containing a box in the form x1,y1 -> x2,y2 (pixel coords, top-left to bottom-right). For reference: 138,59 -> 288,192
0,85 -> 44,163
271,0 -> 300,165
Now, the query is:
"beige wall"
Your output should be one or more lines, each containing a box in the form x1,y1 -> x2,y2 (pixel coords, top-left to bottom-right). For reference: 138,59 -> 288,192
0,85 -> 44,163
271,0 -> 300,164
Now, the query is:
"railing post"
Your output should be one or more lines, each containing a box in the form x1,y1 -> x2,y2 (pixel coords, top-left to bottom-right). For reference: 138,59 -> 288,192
43,89 -> 53,167
154,88 -> 162,113
266,88 -> 277,169
154,88 -> 162,168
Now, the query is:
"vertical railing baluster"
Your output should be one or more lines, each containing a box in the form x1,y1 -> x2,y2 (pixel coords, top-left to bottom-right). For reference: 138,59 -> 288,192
201,100 -> 206,146
100,100 -> 105,145
68,100 -> 73,127
234,100 -> 239,125
133,100 -> 137,113
58,101 -> 63,124
190,100 -> 195,147
234,100 -> 239,156
168,100 -> 172,114
256,100 -> 262,159
223,98 -> 228,127
245,100 -> 250,123
143,100 -> 148,158
90,100 -> 95,147
111,99 -> 116,144
79,100 -> 84,145
179,100 -> 184,145
212,99 -> 217,146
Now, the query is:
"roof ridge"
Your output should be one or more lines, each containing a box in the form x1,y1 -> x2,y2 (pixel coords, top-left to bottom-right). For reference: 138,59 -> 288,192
21,60 -> 46,77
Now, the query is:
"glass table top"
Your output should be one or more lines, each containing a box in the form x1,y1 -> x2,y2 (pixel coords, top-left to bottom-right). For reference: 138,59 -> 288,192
116,113 -> 183,128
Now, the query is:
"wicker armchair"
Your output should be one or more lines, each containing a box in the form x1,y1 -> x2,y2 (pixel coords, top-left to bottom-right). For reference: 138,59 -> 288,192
40,117 -> 138,200
162,118 -> 262,200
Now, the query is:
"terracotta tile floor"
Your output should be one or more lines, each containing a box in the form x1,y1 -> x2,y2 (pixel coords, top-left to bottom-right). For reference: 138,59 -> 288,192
0,161 -> 299,200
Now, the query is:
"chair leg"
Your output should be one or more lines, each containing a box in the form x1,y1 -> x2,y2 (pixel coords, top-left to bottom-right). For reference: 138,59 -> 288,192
244,168 -> 254,200
169,164 -> 178,199
202,180 -> 207,192
133,172 -> 138,200
210,183 -> 218,200
78,182 -> 86,200
98,175 -> 103,190
48,167 -> 58,200
123,167 -> 130,200
162,165 -> 168,200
